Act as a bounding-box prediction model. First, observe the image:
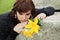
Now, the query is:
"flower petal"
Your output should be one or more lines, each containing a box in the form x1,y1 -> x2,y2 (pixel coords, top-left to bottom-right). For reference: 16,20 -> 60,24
34,17 -> 38,24
28,19 -> 33,24
23,29 -> 33,38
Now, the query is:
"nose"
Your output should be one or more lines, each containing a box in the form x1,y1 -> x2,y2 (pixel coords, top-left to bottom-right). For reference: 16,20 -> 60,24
22,15 -> 26,19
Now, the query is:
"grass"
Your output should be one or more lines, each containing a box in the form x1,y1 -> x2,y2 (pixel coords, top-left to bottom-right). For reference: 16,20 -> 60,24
0,0 -> 16,14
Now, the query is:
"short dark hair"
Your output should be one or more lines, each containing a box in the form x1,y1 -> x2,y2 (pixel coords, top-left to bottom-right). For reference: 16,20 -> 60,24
10,0 -> 36,19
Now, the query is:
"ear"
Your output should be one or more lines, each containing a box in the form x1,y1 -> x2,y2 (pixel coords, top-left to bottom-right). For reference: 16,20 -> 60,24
15,14 -> 17,19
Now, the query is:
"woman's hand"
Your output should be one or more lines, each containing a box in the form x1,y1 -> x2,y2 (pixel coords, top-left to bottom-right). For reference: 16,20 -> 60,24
13,21 -> 27,33
36,13 -> 46,19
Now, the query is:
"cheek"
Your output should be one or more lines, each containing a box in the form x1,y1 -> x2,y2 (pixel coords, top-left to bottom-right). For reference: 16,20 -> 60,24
26,15 -> 31,19
17,15 -> 22,21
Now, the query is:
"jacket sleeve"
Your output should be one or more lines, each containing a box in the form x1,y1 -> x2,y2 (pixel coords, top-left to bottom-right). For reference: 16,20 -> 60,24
0,20 -> 18,40
0,12 -> 19,40
6,30 -> 18,40
36,6 -> 55,16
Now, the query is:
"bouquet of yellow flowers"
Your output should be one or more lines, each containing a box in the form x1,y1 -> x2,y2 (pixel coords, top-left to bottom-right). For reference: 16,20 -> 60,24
22,17 -> 41,38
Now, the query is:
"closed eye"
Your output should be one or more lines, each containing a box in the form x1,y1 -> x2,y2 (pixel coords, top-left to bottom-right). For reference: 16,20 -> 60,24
26,13 -> 31,15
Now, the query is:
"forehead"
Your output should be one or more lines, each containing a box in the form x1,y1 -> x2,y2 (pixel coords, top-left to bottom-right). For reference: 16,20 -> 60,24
17,10 -> 31,14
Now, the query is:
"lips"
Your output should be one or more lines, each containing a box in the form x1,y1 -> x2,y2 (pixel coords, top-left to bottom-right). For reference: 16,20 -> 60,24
21,20 -> 27,22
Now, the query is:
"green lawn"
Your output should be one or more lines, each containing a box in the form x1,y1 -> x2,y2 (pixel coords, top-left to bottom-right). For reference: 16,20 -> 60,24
0,0 -> 16,14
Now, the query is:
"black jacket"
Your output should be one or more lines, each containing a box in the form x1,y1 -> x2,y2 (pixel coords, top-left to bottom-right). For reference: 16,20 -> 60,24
0,7 -> 55,40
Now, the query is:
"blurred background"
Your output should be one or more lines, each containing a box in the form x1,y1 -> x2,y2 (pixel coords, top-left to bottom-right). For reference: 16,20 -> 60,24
0,0 -> 15,14
0,0 -> 60,14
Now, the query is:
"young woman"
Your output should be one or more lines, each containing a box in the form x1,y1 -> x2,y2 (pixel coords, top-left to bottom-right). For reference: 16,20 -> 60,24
0,0 -> 55,40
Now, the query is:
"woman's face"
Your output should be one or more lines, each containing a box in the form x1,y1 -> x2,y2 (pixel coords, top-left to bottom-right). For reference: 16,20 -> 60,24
16,10 -> 31,22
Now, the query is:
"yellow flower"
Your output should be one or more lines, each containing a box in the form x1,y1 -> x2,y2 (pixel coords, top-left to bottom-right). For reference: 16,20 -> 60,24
23,29 -> 33,38
22,17 -> 41,38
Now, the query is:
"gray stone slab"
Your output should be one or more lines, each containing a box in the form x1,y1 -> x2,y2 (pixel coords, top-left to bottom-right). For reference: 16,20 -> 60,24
16,12 -> 60,40
33,0 -> 60,9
